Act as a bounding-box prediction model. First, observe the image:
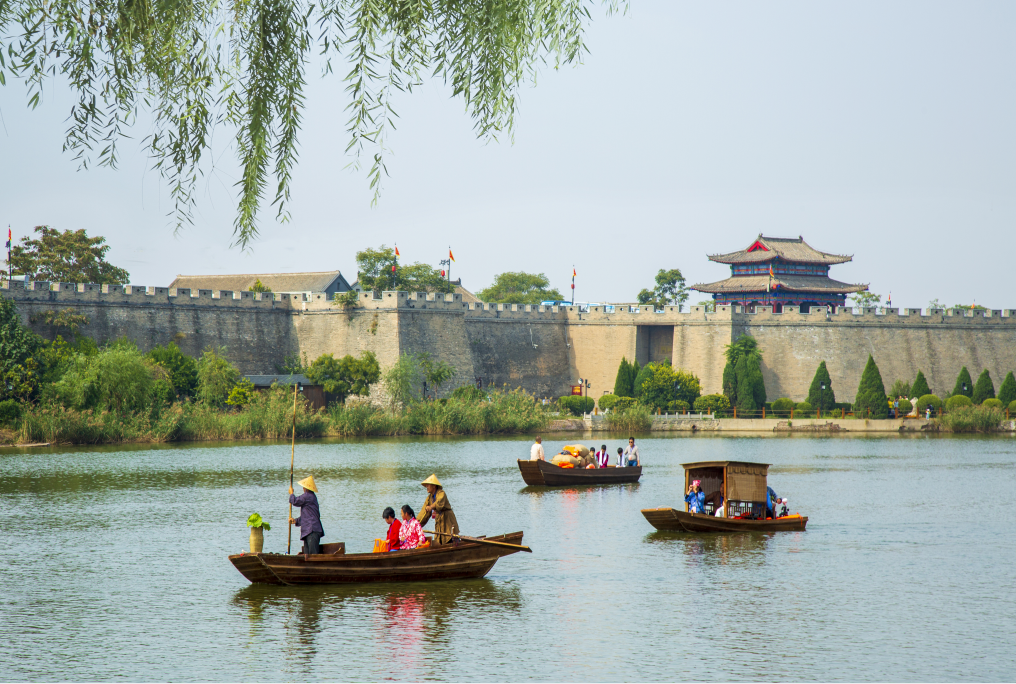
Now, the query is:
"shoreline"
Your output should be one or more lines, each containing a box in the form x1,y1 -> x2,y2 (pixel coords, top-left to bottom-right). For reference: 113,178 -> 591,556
548,416 -> 1016,433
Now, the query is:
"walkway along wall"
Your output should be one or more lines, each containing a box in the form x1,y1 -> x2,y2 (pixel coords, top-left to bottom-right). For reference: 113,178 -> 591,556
3,281 -> 1015,403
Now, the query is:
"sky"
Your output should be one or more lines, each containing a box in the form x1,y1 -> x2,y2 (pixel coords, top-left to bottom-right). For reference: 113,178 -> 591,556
2,1 -> 1014,309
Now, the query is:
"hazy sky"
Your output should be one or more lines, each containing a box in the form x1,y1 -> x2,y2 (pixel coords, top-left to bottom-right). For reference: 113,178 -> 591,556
2,1 -> 1014,309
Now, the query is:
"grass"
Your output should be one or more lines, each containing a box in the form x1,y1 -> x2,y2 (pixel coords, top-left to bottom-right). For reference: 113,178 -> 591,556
934,405 -> 1005,433
605,404 -> 653,433
2,386 -> 548,445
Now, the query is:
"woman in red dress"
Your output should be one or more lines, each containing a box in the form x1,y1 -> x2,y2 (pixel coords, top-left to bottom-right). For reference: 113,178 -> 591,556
382,507 -> 401,551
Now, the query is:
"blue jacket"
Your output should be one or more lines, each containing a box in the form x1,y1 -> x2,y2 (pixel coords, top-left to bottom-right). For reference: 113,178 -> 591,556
290,490 -> 325,540
766,486 -> 779,515
685,490 -> 705,514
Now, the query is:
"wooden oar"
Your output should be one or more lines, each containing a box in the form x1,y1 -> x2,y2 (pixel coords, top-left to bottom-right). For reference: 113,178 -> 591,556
423,530 -> 532,553
287,382 -> 298,555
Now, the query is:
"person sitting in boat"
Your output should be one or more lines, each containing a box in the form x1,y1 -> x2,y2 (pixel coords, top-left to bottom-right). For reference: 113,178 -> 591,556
383,506 -> 401,552
399,504 -> 424,550
596,444 -> 610,468
766,486 -> 788,519
623,437 -> 640,467
289,475 -> 324,555
616,447 -> 625,466
685,480 -> 706,514
582,446 -> 598,468
418,474 -> 460,545
704,490 -> 725,517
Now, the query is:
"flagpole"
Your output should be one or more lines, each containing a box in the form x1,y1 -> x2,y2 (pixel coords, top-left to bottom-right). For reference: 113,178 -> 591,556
6,225 -> 11,284
571,266 -> 576,305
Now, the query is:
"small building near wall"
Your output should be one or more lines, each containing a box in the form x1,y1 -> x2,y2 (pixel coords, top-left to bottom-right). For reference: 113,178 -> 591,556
170,271 -> 352,299
692,235 -> 868,313
243,374 -> 327,410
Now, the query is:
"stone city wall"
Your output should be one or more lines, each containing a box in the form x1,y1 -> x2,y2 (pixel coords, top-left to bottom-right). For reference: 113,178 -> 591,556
3,282 -> 1015,403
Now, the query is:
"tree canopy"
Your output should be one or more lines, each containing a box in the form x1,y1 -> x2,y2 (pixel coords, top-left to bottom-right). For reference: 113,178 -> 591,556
355,245 -> 453,295
477,272 -> 563,305
911,370 -> 931,399
1,1 -> 614,246
637,269 -> 688,311
853,355 -> 888,418
6,226 -> 129,284
807,361 -> 835,411
972,369 -> 995,405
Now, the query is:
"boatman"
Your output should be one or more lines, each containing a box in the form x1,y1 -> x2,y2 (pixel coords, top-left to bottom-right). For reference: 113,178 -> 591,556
418,474 -> 459,545
289,475 -> 325,555
530,436 -> 545,461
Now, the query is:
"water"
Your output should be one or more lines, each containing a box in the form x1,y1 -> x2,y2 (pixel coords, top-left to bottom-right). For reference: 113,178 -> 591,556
1,434 -> 1014,682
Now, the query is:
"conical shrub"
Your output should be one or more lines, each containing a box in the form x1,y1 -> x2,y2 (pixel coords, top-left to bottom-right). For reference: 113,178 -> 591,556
613,358 -> 633,398
972,369 -> 995,404
952,367 -> 973,398
722,361 -> 737,405
911,370 -> 930,399
807,361 -> 836,411
998,371 -> 1016,407
853,355 -> 888,418
735,356 -> 756,413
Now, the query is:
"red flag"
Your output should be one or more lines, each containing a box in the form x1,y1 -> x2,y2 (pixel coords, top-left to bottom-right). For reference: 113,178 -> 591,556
449,249 -> 455,262
572,268 -> 577,277
395,245 -> 400,257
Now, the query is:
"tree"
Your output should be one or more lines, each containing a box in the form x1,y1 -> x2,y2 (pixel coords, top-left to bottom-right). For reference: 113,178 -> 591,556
355,246 -> 453,295
953,303 -> 987,311
697,300 -> 716,313
724,334 -> 763,409
305,351 -> 381,403
636,269 -> 689,311
197,347 -> 242,407
248,279 -> 272,293
382,353 -> 424,410
888,379 -> 911,399
50,345 -> 156,413
734,356 -> 757,413
417,353 -> 456,393
146,342 -> 199,398
613,358 -> 634,398
972,369 -> 995,405
3,2 -> 603,246
928,299 -> 943,310
853,355 -> 888,418
633,363 -> 655,402
632,362 -> 701,411
911,370 -> 931,398
951,367 -> 973,398
0,298 -> 42,401
998,372 -> 1016,407
850,291 -> 881,309
477,272 -> 563,305
7,226 -> 129,284
807,361 -> 836,412
722,361 -> 737,405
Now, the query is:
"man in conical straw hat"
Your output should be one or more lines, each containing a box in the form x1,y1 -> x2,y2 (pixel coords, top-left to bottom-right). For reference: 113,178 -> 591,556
418,474 -> 459,546
289,475 -> 325,555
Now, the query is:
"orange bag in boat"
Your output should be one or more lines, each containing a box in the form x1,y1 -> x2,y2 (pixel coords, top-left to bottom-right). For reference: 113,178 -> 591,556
372,538 -> 388,553
558,462 -> 575,469
418,540 -> 431,548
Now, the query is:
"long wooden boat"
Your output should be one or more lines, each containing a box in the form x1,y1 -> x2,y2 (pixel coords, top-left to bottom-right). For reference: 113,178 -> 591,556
228,532 -> 525,585
517,459 -> 642,486
642,507 -> 808,532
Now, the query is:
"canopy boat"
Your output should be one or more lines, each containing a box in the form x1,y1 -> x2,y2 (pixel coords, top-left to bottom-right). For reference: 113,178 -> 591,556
229,532 -> 526,585
641,461 -> 807,532
517,459 -> 642,486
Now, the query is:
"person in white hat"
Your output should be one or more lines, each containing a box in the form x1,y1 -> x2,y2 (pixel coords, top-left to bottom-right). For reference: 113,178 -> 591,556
289,475 -> 324,554
418,474 -> 459,545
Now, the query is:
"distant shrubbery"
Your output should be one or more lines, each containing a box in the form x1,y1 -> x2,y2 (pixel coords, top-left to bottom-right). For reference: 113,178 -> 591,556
917,394 -> 942,415
693,394 -> 730,414
771,398 -> 795,417
557,395 -> 594,416
935,405 -> 1005,433
598,394 -> 618,411
945,395 -> 973,411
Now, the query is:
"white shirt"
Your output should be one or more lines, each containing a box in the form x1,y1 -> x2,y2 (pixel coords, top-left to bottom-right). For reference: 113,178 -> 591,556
530,443 -> 545,461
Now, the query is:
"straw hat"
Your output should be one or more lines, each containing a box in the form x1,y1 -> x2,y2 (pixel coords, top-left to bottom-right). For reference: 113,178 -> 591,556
297,475 -> 318,493
421,474 -> 442,488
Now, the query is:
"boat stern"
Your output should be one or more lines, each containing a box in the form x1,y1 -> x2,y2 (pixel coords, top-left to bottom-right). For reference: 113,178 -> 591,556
517,459 -> 546,485
641,507 -> 685,531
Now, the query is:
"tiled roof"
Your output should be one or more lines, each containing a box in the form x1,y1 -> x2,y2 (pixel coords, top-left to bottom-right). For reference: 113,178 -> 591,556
708,235 -> 852,265
169,271 -> 347,293
692,274 -> 868,295
244,374 -> 313,386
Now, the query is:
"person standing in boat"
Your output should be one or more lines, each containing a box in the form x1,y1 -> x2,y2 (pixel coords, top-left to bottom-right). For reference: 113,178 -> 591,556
622,437 -> 641,467
685,480 -> 705,514
530,436 -> 545,461
418,474 -> 460,545
289,475 -> 324,555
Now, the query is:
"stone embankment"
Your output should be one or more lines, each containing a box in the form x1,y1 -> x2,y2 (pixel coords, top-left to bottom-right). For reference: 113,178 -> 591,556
547,416 -> 1016,433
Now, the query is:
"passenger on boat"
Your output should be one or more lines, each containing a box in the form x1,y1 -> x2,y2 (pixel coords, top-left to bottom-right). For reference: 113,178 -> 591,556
418,474 -> 460,545
765,486 -> 788,518
596,444 -> 609,468
616,447 -> 625,466
530,436 -> 545,461
581,447 -> 598,468
685,480 -> 706,514
623,437 -> 640,467
399,505 -> 424,550
383,507 -> 402,551
288,475 -> 325,555
704,490 -> 725,517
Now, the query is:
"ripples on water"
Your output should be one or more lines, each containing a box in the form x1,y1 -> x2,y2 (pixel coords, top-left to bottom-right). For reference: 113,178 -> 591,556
1,434 -> 1014,681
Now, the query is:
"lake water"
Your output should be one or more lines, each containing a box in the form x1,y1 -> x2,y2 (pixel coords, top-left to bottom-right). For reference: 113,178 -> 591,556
1,433 -> 1014,682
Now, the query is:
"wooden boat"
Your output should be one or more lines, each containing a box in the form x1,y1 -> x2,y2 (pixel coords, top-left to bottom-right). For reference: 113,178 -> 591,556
228,532 -> 525,585
517,459 -> 642,486
641,460 -> 808,533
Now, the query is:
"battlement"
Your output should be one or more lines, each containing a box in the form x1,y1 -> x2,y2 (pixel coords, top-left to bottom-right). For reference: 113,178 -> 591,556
1,279 -> 292,309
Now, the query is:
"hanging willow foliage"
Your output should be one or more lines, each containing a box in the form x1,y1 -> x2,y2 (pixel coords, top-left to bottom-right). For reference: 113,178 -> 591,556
2,0 -> 618,245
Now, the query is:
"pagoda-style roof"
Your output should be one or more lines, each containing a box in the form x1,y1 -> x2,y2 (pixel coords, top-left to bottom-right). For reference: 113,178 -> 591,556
708,235 -> 852,265
692,274 -> 868,295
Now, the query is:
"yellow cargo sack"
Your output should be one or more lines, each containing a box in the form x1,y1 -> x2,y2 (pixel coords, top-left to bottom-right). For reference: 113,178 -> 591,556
563,444 -> 590,457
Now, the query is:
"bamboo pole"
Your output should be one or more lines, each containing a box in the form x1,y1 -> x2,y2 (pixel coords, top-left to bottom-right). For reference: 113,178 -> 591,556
287,382 -> 298,555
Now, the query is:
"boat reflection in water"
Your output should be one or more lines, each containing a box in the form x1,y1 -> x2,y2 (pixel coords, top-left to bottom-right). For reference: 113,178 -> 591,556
232,580 -> 522,680
645,529 -> 776,566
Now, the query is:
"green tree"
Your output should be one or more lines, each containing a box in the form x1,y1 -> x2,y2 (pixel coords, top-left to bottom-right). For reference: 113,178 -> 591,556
633,363 -> 655,402
355,246 -> 453,295
3,2 -> 603,245
225,378 -> 257,408
248,279 -> 272,293
197,347 -> 242,407
911,370 -> 931,398
50,345 -> 156,413
997,371 -> 1016,407
6,226 -> 129,284
0,298 -> 43,401
305,351 -> 381,403
972,369 -> 995,405
382,353 -> 424,410
477,272 -> 563,305
697,300 -> 716,313
853,355 -> 888,418
613,358 -> 634,398
722,360 -> 737,405
634,363 -> 701,411
888,379 -> 911,399
724,334 -> 764,411
807,361 -> 836,411
850,291 -> 881,309
734,356 -> 756,413
146,342 -> 199,398
951,367 -> 973,398
636,269 -> 689,311
416,353 -> 456,393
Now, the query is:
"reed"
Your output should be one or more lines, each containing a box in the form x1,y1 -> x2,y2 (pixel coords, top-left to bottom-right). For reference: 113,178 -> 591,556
605,403 -> 653,433
934,405 -> 1005,433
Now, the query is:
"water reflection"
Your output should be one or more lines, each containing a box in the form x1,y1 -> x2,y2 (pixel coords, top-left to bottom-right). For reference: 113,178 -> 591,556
645,531 -> 774,567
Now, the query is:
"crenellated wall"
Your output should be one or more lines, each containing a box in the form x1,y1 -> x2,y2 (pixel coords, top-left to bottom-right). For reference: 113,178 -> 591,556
3,281 -> 1015,403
